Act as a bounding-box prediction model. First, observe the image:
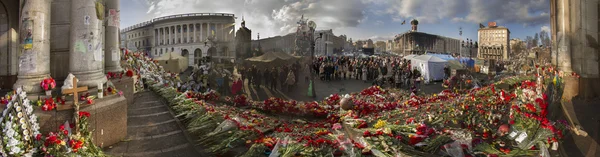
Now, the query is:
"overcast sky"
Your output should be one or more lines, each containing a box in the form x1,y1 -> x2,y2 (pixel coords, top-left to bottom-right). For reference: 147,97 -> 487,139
121,0 -> 551,42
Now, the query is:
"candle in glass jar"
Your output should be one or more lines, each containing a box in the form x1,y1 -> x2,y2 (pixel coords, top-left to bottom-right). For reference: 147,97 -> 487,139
98,83 -> 104,98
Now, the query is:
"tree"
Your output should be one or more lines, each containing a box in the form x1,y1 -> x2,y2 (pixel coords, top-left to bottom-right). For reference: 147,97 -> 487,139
539,30 -> 551,47
525,36 -> 534,49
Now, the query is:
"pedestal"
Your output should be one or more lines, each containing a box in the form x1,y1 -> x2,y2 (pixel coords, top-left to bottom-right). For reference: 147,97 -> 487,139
35,95 -> 127,148
13,0 -> 52,93
111,77 -> 134,105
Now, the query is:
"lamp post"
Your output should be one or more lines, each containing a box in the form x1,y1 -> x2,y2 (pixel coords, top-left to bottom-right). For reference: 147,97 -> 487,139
309,21 -> 322,98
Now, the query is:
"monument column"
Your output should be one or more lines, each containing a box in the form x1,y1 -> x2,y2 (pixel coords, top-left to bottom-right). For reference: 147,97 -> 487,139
13,0 -> 52,93
69,0 -> 107,88
104,0 -> 123,73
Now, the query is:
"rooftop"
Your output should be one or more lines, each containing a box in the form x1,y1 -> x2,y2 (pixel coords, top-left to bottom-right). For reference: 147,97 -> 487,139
120,13 -> 235,33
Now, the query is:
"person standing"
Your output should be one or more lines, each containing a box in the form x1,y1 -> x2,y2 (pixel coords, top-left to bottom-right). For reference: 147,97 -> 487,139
286,70 -> 295,92
263,68 -> 270,88
270,68 -> 277,90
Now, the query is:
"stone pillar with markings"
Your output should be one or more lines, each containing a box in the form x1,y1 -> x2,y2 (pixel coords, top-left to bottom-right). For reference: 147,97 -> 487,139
69,0 -> 107,88
104,0 -> 123,73
14,0 -> 52,93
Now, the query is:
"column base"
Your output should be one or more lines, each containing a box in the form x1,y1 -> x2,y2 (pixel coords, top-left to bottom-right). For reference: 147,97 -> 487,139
105,66 -> 123,73
73,70 -> 108,88
13,74 -> 50,93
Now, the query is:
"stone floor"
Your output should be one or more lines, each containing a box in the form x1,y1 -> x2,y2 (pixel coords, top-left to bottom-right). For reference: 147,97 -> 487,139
104,91 -> 204,157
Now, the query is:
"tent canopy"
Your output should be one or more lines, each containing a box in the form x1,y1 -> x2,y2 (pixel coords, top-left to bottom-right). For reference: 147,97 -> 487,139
411,55 -> 448,82
246,51 -> 300,62
156,52 -> 189,73
403,54 -> 417,60
413,54 -> 447,62
427,53 -> 455,61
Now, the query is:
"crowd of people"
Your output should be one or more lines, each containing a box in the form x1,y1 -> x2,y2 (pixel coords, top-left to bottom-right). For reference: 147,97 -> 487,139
237,61 -> 303,93
311,56 -> 433,93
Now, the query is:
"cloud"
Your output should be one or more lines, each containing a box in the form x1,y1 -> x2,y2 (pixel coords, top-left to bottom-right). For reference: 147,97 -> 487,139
364,35 -> 394,41
374,0 -> 549,26
374,20 -> 384,26
144,0 -> 368,38
541,25 -> 550,32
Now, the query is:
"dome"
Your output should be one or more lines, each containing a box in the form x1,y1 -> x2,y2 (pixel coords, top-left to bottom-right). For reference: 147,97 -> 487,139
411,19 -> 419,25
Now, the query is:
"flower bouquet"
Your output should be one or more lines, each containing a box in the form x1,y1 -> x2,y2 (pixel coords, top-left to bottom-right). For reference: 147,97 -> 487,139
41,77 -> 56,96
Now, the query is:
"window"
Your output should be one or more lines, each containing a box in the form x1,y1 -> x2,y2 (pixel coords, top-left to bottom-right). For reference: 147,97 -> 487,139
155,49 -> 157,55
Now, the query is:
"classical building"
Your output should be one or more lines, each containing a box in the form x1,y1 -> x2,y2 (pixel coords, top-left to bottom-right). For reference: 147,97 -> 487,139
121,13 -> 236,66
477,23 -> 510,60
392,19 -> 461,56
251,33 -> 296,54
375,41 -> 386,53
386,40 -> 395,53
235,17 -> 252,59
315,29 -> 335,56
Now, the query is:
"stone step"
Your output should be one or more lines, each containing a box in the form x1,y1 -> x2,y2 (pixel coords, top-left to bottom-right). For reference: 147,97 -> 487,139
128,111 -> 173,124
125,136 -> 189,156
128,111 -> 170,118
127,119 -> 180,138
130,100 -> 163,109
126,130 -> 183,141
128,105 -> 168,115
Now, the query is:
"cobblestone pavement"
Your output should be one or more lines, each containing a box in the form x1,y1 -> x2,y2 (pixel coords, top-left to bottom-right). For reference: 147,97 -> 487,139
104,91 -> 205,157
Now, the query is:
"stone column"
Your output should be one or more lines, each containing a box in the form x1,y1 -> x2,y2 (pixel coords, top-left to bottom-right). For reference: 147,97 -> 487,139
200,23 -> 203,41
207,23 -> 210,38
104,0 -> 123,73
187,24 -> 190,43
13,0 -> 52,93
194,24 -> 197,42
69,0 -> 107,88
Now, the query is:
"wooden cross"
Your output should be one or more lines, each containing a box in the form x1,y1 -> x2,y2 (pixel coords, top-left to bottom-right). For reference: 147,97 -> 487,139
61,77 -> 88,133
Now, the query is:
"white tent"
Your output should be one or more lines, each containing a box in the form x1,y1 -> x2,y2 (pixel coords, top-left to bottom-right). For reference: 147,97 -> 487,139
403,54 -> 417,60
411,55 -> 448,82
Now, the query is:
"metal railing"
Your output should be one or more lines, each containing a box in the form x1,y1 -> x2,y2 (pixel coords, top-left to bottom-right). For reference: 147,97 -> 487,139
120,13 -> 235,33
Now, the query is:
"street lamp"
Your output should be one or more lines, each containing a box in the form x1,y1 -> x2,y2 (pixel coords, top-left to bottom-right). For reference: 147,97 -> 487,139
308,20 -> 322,98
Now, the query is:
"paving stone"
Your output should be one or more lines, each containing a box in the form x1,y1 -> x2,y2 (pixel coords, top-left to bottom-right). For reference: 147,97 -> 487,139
103,141 -> 129,156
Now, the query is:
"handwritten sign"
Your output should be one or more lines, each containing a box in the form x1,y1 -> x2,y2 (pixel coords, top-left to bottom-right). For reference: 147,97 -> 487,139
21,19 -> 33,50
111,50 -> 119,61
108,9 -> 119,27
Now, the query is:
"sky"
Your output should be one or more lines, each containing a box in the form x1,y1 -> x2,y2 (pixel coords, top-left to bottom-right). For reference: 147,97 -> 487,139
120,0 -> 551,42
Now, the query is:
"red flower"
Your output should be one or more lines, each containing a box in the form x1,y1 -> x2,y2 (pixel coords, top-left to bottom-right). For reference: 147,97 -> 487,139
36,134 -> 42,141
79,111 -> 91,118
126,69 -> 134,77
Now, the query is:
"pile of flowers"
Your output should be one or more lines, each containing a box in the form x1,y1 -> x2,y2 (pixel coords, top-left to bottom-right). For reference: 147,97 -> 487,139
35,111 -> 106,156
128,48 -> 569,157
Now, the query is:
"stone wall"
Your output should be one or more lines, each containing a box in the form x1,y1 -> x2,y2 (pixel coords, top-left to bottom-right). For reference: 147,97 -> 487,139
35,95 -> 127,148
111,77 -> 134,105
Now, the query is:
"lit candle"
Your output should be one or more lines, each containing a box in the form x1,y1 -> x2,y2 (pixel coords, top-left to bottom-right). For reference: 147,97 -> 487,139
98,83 -> 104,98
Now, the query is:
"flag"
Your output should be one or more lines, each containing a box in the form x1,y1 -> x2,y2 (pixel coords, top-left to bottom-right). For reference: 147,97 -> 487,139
401,20 -> 406,25
479,23 -> 485,28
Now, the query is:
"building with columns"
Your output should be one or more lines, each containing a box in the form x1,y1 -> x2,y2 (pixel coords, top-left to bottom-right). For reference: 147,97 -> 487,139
0,0 -> 123,92
477,23 -> 510,60
314,29 -> 335,56
121,13 -> 236,67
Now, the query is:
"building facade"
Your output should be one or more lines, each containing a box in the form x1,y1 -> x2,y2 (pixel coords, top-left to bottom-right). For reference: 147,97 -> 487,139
315,29 -> 334,56
393,32 -> 461,55
250,33 -> 296,54
121,13 -> 236,67
477,25 -> 510,60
